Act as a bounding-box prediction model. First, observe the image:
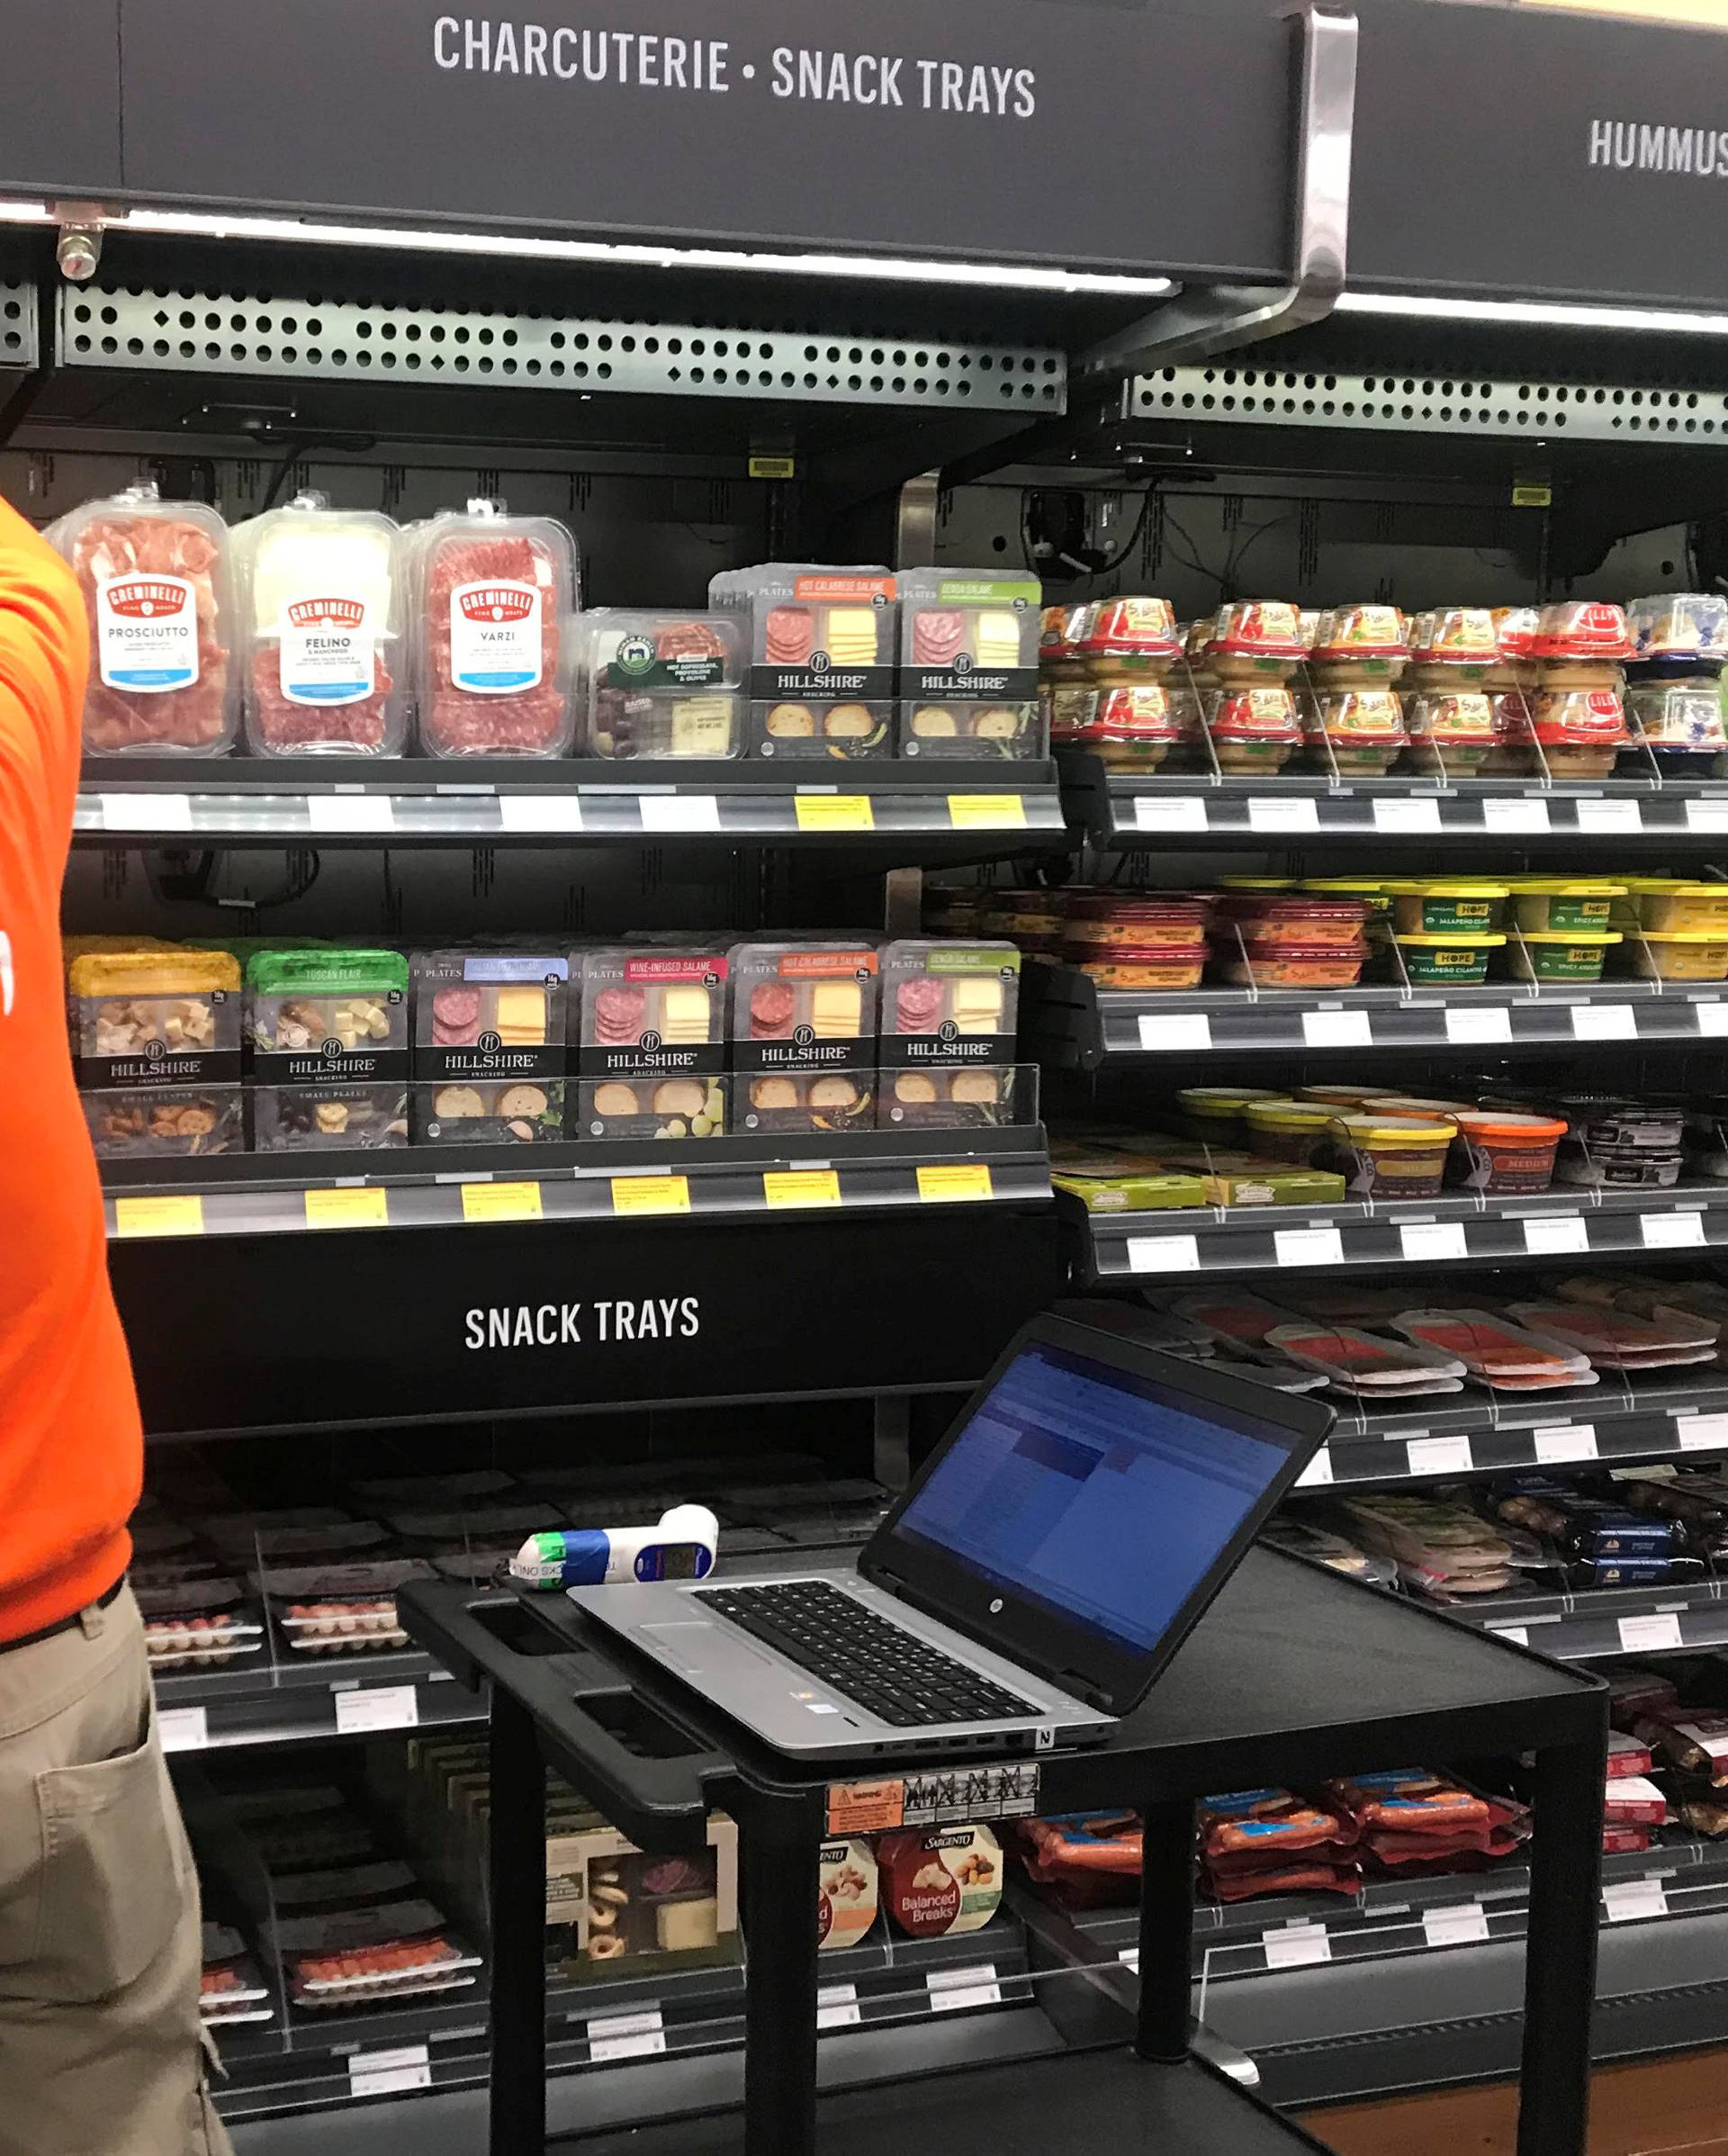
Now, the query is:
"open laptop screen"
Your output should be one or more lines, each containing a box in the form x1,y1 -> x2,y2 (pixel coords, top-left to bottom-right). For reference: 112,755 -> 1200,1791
891,1339 -> 1295,1655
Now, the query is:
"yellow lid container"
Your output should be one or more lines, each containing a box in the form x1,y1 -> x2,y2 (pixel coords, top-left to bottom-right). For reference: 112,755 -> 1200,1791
1297,1083 -> 1391,1106
1518,929 -> 1621,945
1393,931 -> 1508,948
1243,1099 -> 1336,1133
1360,1096 -> 1474,1119
1333,1113 -> 1460,1147
1217,875 -> 1299,890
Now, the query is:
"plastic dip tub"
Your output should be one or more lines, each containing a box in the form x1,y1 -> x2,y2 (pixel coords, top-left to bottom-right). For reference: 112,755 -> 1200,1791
1633,932 -> 1728,983
1392,932 -> 1507,987
1219,940 -> 1367,988
1072,943 -> 1208,990
1511,882 -> 1625,934
1510,931 -> 1621,983
1387,882 -> 1509,936
1330,1114 -> 1457,1200
1177,1087 -> 1285,1144
1450,1111 -> 1569,1195
1244,1098 -> 1342,1165
1635,885 -> 1728,936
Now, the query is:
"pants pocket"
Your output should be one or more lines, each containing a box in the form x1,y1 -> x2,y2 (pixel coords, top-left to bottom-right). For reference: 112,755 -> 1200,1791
32,1705 -> 182,2002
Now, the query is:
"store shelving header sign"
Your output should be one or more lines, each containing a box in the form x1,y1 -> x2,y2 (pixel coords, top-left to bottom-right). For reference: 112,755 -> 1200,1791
7,0 -> 1728,308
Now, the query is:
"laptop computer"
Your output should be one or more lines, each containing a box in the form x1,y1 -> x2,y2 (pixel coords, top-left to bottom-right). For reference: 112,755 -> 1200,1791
571,1313 -> 1333,1762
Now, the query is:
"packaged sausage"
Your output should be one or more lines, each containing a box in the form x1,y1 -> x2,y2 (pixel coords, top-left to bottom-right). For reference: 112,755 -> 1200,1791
877,1825 -> 1002,1939
878,939 -> 1021,1130
729,942 -> 878,1134
817,1840 -> 880,1950
709,564 -> 896,759
68,947 -> 244,1157
575,947 -> 728,1140
48,482 -> 238,754
245,947 -> 410,1150
230,492 -> 406,755
410,948 -> 570,1144
274,1902 -> 480,2007
253,1559 -> 431,1654
409,499 -> 578,757
896,569 -> 1043,759
577,609 -> 744,758
201,1924 -> 274,2028
135,1576 -> 264,1669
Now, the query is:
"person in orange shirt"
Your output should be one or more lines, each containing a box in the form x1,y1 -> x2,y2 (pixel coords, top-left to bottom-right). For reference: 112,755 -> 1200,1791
0,492 -> 230,2154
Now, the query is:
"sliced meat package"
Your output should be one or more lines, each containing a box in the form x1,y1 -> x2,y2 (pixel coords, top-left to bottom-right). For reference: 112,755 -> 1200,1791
1506,1301 -> 1718,1371
1265,1322 -> 1466,1394
49,482 -> 238,753
410,499 -> 577,756
1391,1309 -> 1596,1390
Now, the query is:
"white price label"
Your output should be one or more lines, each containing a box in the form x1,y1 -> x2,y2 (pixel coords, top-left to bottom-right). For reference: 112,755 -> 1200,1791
1274,1226 -> 1346,1267
1301,1009 -> 1373,1050
1577,798 -> 1643,834
1117,1948 -> 1140,1972
1372,798 -> 1442,834
1423,1903 -> 1490,1948
1247,797 -> 1319,834
1696,1002 -> 1728,1038
1642,1210 -> 1707,1250
1408,1435 -> 1474,1477
1134,796 -> 1208,834
588,2009 -> 667,2062
1618,1612 -> 1685,1653
334,1684 -> 420,1736
1445,1006 -> 1513,1046
1295,1448 -> 1335,1490
158,1706 -> 209,1753
1572,1004 -> 1636,1042
305,792 -> 397,834
1603,1878 -> 1668,1924
639,793 -> 721,833
1523,1214 -> 1590,1257
929,1963 -> 1002,2013
1490,1627 -> 1530,1647
349,2045 -> 432,2098
1534,1426 -> 1598,1465
1677,1413 -> 1728,1452
1686,800 -> 1728,833
1482,798 -> 1551,834
498,793 -> 586,833
1138,1013 -> 1212,1052
1127,1234 -> 1201,1276
817,1983 -> 862,2031
1262,1923 -> 1332,1971
100,791 -> 192,834
1400,1222 -> 1470,1263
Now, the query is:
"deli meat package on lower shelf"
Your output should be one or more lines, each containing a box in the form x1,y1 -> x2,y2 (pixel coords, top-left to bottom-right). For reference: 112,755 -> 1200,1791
49,481 -> 239,753
409,497 -> 578,756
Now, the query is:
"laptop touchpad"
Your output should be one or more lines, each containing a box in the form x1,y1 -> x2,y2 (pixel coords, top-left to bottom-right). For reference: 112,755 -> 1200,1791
644,1620 -> 773,1674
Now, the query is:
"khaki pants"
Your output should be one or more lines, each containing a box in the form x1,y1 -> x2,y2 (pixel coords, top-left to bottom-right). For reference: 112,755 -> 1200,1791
0,1583 -> 231,2156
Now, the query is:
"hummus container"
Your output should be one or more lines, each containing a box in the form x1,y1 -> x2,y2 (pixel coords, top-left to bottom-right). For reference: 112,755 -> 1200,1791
1631,883 -> 1728,935
1450,1110 -> 1568,1195
1217,876 -> 1299,891
1219,940 -> 1366,988
1306,688 -> 1408,772
1243,1097 -> 1339,1164
1074,942 -> 1208,990
1058,683 -> 1200,766
1530,688 -> 1629,775
1554,1097 -> 1685,1151
1075,596 -> 1182,681
1405,690 -> 1496,775
1213,895 -> 1372,950
1556,1140 -> 1684,1190
1208,600 -> 1306,683
1300,878 -> 1394,916
1387,881 -> 1509,936
1063,895 -> 1210,950
1406,608 -> 1500,685
1491,607 -> 1542,690
1038,603 -> 1090,681
1482,690 -> 1538,773
1627,684 -> 1725,753
979,889 -> 1066,942
1308,604 -> 1408,686
1330,1114 -> 1457,1200
1205,686 -> 1302,770
1510,881 -> 1625,934
1510,930 -> 1621,982
1297,1083 -> 1388,1107
1533,600 -> 1633,683
1177,1086 -> 1287,1144
1633,930 -> 1728,982
1391,931 -> 1506,986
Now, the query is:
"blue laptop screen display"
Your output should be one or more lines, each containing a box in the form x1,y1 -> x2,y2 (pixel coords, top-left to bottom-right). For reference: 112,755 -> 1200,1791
894,1343 -> 1292,1654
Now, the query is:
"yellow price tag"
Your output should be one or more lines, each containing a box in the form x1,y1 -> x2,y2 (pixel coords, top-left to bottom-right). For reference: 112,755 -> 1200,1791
303,1186 -> 389,1231
749,454 -> 796,480
112,1194 -> 204,1240
763,1169 -> 842,1210
795,794 -> 875,834
916,1164 -> 994,1204
461,1181 -> 544,1224
611,1175 -> 691,1216
1512,483 -> 1552,509
948,794 -> 1028,831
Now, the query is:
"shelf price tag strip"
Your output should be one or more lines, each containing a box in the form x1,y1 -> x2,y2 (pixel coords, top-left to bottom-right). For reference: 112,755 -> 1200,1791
949,793 -> 1028,830
1423,1902 -> 1490,1948
794,794 -> 875,833
348,2044 -> 433,2098
763,1169 -> 842,1209
303,1186 -> 390,1231
305,792 -> 398,834
916,1164 -> 993,1204
112,1194 -> 204,1240
460,1181 -> 544,1224
335,1683 -> 420,1736
158,1706 -> 209,1753
588,2009 -> 667,2062
1262,1922 -> 1331,1970
611,1175 -> 692,1217
927,1962 -> 1003,2013
817,1983 -> 862,2030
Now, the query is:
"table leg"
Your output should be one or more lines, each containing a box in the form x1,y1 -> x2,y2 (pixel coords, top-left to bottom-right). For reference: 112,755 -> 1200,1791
490,1690 -> 549,2156
742,1800 -> 822,2156
1517,1736 -> 1606,2156
1136,1799 -> 1196,2064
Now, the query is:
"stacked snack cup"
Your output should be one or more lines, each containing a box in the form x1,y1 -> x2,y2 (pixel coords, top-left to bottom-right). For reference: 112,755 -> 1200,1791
1302,605 -> 1409,775
1528,601 -> 1632,777
1204,602 -> 1306,773
1624,592 -> 1728,773
1050,595 -> 1196,769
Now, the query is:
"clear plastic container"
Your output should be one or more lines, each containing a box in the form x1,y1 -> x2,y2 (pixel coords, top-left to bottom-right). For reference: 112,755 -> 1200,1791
1208,601 -> 1306,683
1062,896 -> 1211,949
1628,591 -> 1728,665
246,948 -> 410,1150
1404,690 -> 1496,775
1305,689 -> 1408,772
1307,605 -> 1408,685
576,948 -> 729,1139
1405,608 -> 1499,685
1038,603 -> 1090,681
577,610 -> 743,759
1072,595 -> 1182,681
1049,684 -> 1198,767
878,940 -> 1021,1130
410,949 -> 571,1144
230,493 -> 406,755
1205,687 -> 1302,771
1073,943 -> 1207,989
1212,895 -> 1372,949
1530,688 -> 1629,775
729,942 -> 878,1133
1221,941 -> 1367,988
1533,600 -> 1633,672
48,481 -> 238,754
409,499 -> 578,757
1627,683 -> 1726,752
69,947 -> 243,1157
709,564 -> 896,760
897,569 -> 1042,758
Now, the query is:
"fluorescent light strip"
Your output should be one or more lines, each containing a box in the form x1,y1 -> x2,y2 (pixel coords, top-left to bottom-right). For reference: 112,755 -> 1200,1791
0,195 -> 1173,298
1338,289 -> 1728,336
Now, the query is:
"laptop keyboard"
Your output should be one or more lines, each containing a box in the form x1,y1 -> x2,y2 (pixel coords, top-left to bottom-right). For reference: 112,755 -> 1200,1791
697,1581 -> 1039,1726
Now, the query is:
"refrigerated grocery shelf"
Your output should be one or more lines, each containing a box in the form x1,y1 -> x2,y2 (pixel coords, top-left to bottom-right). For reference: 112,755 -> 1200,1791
1064,1184 -> 1728,1287
74,756 -> 1066,851
1454,1576 -> 1728,1663
1030,965 -> 1728,1069
154,1646 -> 483,1752
1059,753 -> 1728,848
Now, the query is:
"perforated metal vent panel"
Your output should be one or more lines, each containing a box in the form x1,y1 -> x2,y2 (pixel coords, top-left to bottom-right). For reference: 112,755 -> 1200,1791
58,284 -> 1065,412
1,284 -> 38,369
1131,365 -> 1728,443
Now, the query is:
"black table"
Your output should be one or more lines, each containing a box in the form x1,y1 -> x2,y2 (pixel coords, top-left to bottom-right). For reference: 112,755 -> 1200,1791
400,1547 -> 1606,2156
